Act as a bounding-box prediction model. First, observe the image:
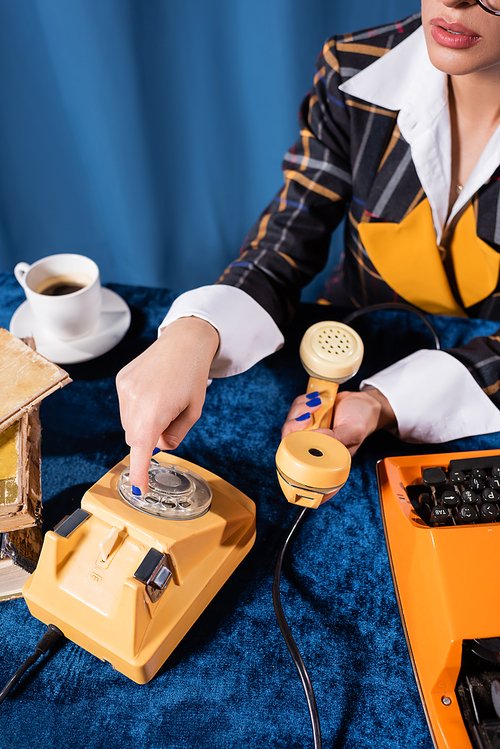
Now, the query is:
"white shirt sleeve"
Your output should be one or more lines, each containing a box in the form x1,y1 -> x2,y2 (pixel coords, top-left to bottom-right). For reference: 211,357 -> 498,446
158,285 -> 284,378
360,349 -> 500,443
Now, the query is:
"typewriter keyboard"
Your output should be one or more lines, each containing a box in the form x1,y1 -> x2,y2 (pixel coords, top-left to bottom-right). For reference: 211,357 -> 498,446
406,455 -> 500,527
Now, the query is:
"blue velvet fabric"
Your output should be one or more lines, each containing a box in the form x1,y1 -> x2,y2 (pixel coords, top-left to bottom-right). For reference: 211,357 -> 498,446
1,270 -> 499,749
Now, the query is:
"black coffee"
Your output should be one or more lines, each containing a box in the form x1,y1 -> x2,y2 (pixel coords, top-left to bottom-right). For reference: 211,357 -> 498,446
34,272 -> 92,296
41,281 -> 86,296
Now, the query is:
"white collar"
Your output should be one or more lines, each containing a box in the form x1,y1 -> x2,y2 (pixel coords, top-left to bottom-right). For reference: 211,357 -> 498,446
339,26 -> 500,243
339,26 -> 442,115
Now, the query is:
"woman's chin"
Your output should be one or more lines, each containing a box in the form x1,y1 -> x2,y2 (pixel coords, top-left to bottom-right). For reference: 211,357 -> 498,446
424,23 -> 500,79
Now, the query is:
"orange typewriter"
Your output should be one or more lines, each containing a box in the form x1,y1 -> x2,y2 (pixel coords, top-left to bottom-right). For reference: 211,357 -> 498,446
378,449 -> 500,749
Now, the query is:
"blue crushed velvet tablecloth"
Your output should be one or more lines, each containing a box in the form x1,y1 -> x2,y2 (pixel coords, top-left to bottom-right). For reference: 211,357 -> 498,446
1,270 -> 499,749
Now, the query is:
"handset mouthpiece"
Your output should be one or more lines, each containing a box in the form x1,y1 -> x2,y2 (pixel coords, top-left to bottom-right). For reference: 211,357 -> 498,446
276,431 -> 351,508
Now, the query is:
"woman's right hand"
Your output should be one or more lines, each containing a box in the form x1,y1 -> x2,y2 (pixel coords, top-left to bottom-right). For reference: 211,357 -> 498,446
115,316 -> 220,495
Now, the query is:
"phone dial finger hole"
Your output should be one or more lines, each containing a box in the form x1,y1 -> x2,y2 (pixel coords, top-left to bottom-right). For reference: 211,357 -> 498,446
118,463 -> 212,520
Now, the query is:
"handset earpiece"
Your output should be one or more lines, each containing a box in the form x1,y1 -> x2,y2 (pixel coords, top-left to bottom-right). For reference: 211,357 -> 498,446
275,321 -> 364,508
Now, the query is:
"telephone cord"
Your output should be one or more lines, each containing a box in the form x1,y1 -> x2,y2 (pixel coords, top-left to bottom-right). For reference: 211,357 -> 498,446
343,302 -> 441,350
0,624 -> 63,705
273,506 -> 322,749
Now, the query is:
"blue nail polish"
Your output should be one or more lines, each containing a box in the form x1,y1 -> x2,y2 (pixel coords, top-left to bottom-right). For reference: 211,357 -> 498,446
132,485 -> 141,496
152,447 -> 161,455
307,397 -> 321,407
296,413 -> 311,422
306,391 -> 320,399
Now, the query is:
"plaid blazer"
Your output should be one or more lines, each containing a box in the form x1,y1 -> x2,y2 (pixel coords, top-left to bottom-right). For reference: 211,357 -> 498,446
217,13 -> 500,410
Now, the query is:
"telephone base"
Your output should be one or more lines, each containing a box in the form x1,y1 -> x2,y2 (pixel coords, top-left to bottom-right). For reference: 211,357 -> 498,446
23,452 -> 256,684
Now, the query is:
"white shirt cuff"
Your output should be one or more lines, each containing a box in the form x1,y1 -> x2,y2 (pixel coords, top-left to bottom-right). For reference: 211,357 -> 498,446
360,349 -> 500,443
159,285 -> 284,378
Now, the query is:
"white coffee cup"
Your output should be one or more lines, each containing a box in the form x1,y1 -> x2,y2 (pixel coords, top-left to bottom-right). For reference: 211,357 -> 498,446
14,254 -> 102,341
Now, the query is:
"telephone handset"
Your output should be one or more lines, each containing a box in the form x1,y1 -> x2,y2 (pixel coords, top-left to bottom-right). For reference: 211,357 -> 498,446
275,321 -> 364,509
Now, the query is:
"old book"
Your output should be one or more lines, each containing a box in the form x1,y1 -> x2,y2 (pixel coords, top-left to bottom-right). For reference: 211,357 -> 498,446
0,559 -> 31,602
0,329 -> 70,600
0,526 -> 43,601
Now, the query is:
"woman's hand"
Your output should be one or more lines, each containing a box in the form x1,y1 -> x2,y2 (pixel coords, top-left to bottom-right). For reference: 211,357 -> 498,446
281,388 -> 396,455
116,317 -> 220,495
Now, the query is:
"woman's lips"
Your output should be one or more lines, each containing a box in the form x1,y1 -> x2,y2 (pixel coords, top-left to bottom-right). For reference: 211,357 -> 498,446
430,17 -> 482,49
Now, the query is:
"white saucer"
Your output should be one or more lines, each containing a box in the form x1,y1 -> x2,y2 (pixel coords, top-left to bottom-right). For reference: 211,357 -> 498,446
9,287 -> 131,365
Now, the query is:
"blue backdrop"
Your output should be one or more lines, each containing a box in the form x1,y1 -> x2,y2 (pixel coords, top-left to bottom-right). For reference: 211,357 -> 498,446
0,0 -> 419,302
